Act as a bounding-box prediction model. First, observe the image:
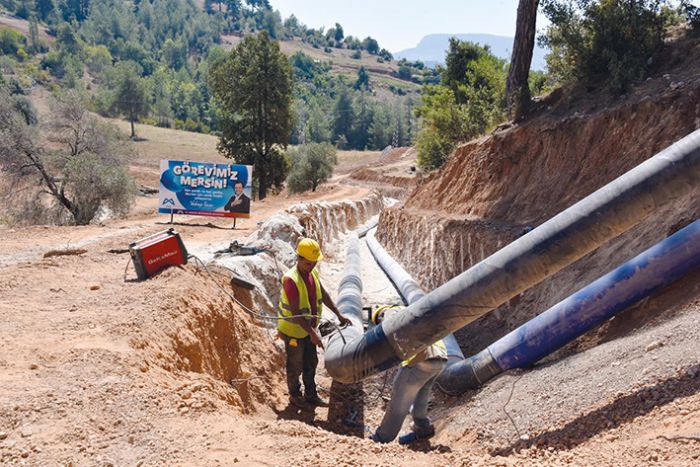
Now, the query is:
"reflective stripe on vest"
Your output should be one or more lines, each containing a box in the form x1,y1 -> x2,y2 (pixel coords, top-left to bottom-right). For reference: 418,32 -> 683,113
401,339 -> 448,367
278,266 -> 323,338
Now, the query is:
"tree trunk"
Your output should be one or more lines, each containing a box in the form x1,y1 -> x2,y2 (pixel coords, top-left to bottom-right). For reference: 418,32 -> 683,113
506,0 -> 539,121
258,171 -> 267,200
130,118 -> 136,139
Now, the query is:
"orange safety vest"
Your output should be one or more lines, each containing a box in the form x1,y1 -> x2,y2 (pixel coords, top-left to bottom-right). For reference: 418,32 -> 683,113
278,266 -> 323,339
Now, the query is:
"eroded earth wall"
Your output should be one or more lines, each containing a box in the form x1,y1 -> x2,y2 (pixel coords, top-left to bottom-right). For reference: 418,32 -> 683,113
377,67 -> 700,355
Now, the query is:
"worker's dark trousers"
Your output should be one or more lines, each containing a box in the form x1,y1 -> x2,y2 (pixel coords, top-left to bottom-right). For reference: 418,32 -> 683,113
282,335 -> 318,398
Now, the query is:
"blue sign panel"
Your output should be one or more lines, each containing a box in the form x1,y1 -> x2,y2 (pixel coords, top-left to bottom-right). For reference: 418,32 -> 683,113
158,160 -> 253,218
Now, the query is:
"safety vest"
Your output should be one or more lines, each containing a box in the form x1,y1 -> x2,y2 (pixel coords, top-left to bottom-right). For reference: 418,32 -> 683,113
379,306 -> 448,367
402,339 -> 448,367
278,266 -> 323,338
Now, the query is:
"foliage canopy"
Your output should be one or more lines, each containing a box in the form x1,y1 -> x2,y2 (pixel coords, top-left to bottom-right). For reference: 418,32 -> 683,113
286,143 -> 338,193
415,39 -> 506,171
540,0 -> 668,94
209,31 -> 294,200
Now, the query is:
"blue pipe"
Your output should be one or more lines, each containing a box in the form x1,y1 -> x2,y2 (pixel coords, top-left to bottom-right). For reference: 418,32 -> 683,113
438,219 -> 700,394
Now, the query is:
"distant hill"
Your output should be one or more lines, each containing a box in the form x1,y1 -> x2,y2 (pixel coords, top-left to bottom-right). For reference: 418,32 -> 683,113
395,33 -> 548,70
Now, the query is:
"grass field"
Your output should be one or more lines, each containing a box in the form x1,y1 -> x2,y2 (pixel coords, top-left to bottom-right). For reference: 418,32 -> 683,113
110,119 -> 383,175
110,120 -> 224,167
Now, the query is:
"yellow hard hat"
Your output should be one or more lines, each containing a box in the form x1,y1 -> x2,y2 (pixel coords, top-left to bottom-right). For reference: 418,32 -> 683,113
371,305 -> 399,325
297,238 -> 323,262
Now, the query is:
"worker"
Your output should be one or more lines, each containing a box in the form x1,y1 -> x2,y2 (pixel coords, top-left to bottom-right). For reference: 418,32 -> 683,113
370,305 -> 448,443
278,238 -> 352,408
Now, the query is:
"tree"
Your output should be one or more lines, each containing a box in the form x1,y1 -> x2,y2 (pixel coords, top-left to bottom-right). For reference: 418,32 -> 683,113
331,88 -> 353,148
286,143 -> 338,193
350,91 -> 372,150
414,86 -> 467,170
0,89 -> 134,225
304,98 -> 332,143
540,0 -> 667,94
398,64 -> 412,80
354,65 -> 369,90
59,0 -> 90,22
506,0 -> 539,121
334,22 -> 344,44
55,22 -> 82,56
368,103 -> 394,149
27,16 -> 44,54
209,31 -> 293,199
362,36 -> 379,54
36,0 -> 57,21
109,61 -> 150,139
0,27 -> 27,58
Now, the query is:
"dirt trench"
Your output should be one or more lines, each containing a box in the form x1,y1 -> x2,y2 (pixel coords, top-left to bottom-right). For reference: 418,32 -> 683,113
363,37 -> 700,466
133,193 -> 387,412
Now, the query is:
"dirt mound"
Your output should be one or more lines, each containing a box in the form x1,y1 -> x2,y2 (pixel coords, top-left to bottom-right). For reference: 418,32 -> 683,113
344,147 -> 420,198
377,34 -> 700,308
131,264 -> 286,413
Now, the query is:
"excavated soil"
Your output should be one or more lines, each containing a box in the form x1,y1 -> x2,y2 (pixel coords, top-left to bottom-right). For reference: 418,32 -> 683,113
371,34 -> 700,466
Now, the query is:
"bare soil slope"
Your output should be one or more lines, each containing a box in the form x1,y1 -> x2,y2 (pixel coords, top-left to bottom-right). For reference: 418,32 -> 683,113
374,35 -> 700,465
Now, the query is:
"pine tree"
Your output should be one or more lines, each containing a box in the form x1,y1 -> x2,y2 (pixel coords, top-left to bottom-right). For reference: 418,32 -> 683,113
332,88 -> 353,148
209,31 -> 294,200
110,61 -> 151,139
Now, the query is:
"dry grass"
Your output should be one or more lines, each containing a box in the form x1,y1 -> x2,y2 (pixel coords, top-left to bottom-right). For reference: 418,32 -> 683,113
335,149 -> 383,173
0,12 -> 53,42
221,36 -> 399,76
109,120 -> 225,168
107,120 -> 383,185
110,120 -> 384,170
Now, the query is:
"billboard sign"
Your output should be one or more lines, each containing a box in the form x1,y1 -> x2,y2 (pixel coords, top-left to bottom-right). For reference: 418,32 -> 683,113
158,160 -> 253,218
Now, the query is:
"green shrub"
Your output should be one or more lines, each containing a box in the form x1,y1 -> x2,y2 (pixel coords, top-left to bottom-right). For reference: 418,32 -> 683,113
12,95 -> 37,125
414,39 -> 506,171
0,27 -> 26,57
286,143 -> 338,193
416,127 -> 457,172
85,45 -> 113,75
541,0 -> 667,94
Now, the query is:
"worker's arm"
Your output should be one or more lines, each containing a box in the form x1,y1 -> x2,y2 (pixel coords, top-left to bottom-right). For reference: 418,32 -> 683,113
320,283 -> 352,326
283,277 -> 324,347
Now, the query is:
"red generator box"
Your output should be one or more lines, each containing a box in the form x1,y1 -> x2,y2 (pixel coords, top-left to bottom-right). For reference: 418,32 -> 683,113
129,228 -> 188,280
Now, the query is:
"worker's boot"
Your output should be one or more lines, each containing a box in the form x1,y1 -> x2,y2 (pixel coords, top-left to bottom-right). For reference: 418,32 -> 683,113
410,422 -> 435,439
289,392 -> 307,409
304,392 -> 329,407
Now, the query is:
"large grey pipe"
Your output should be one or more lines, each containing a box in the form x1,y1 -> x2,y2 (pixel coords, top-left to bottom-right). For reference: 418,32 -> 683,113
365,229 -> 464,362
324,129 -> 700,384
325,233 -> 366,367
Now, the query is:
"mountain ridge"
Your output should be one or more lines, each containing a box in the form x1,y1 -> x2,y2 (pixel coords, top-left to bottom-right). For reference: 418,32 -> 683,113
395,33 -> 548,70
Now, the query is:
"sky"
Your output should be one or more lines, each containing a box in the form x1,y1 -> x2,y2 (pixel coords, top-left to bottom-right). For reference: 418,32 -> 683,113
268,0 -> 550,53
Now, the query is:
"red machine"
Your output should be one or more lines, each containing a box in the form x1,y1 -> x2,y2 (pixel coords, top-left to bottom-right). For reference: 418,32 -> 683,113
129,228 -> 188,280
